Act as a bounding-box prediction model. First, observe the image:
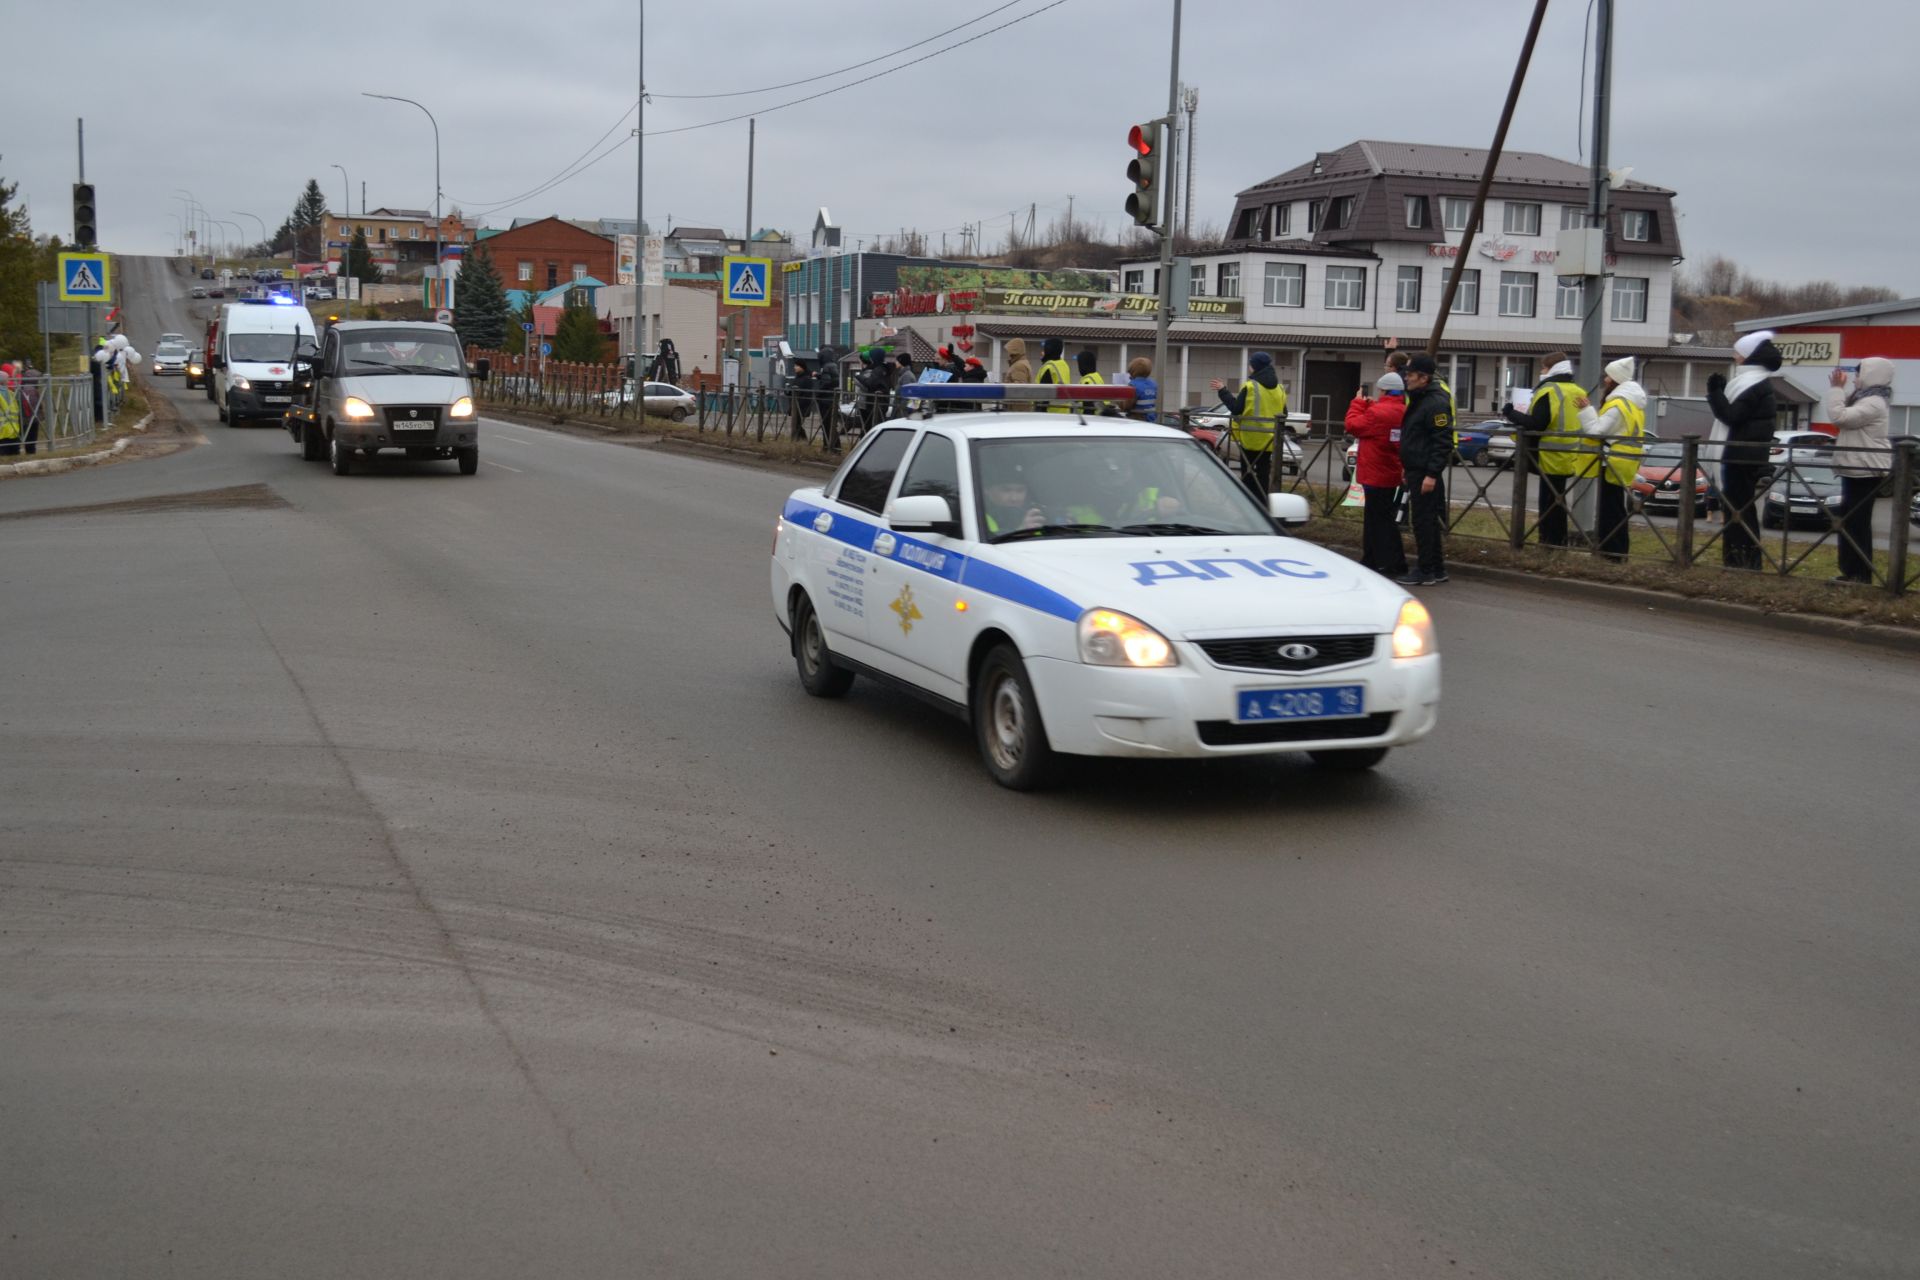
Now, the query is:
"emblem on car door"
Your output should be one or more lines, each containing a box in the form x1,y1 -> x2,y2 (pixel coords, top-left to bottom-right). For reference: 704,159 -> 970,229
1278,642 -> 1319,661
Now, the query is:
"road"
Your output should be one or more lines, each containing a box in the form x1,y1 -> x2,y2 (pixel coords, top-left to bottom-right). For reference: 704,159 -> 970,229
4,256 -> 1917,1279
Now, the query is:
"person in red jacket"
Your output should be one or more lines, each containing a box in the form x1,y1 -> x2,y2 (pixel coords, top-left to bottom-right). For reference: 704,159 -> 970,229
1344,371 -> 1409,577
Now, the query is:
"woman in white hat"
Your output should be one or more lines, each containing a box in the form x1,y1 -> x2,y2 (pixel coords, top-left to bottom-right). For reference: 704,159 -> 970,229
1706,331 -> 1781,570
1824,356 -> 1895,584
1578,356 -> 1649,560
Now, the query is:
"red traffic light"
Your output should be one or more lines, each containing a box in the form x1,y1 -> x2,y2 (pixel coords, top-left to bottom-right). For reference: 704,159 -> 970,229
1128,124 -> 1154,156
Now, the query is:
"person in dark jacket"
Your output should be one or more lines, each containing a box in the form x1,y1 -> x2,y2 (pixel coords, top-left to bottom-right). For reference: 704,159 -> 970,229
854,349 -> 891,434
1501,350 -> 1590,547
1707,330 -> 1782,570
786,360 -> 815,441
814,349 -> 845,452
960,357 -> 988,383
1396,355 -> 1452,585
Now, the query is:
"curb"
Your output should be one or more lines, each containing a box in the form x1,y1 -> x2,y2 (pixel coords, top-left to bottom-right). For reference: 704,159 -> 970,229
0,414 -> 149,479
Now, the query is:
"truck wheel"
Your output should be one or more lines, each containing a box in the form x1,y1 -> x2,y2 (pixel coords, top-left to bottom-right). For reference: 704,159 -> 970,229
792,594 -> 853,698
973,644 -> 1060,791
457,446 -> 479,475
1307,747 -> 1389,771
301,423 -> 324,461
329,432 -> 352,476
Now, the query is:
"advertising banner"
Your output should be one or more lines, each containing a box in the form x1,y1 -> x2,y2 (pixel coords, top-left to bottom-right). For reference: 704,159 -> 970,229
617,234 -> 636,285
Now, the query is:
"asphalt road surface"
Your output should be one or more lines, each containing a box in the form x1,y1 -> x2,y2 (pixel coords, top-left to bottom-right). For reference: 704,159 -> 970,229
4,257 -> 1916,1279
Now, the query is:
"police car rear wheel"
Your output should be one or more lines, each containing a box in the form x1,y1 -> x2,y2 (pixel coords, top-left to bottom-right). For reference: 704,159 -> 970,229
793,596 -> 853,698
974,645 -> 1059,791
1307,746 -> 1389,771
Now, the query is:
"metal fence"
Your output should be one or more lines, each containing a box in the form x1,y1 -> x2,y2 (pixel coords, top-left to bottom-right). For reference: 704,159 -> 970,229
1,375 -> 110,458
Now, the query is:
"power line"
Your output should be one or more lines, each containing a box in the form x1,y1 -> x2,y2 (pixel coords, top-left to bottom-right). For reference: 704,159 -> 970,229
650,0 -> 1025,99
641,1 -> 1070,139
446,101 -> 638,212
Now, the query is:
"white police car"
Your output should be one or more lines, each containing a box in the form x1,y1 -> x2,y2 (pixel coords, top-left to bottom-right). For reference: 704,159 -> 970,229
771,383 -> 1440,789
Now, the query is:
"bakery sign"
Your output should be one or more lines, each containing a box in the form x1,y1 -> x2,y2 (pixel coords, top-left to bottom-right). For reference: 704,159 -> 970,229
978,289 -> 1244,319
1771,332 -> 1842,365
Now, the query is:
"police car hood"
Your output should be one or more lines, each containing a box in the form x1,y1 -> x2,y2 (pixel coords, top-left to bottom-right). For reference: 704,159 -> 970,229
997,535 -> 1400,632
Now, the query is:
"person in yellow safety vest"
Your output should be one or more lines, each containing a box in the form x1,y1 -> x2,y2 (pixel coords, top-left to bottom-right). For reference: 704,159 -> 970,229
1035,337 -> 1074,413
0,367 -> 22,457
1577,356 -> 1648,562
1501,350 -> 1593,547
1075,349 -> 1124,417
1211,352 -> 1288,498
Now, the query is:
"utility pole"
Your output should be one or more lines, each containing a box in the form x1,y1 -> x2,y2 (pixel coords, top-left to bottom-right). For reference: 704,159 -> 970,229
1066,194 -> 1074,243
745,117 -> 755,253
634,1 -> 647,371
1580,0 -> 1613,390
1150,0 -> 1182,419
1181,85 -> 1198,243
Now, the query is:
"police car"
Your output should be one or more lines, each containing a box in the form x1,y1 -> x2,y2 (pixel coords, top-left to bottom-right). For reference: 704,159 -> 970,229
771,383 -> 1440,789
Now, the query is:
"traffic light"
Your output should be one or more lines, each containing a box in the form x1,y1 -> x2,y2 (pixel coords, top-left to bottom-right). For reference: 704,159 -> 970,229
1126,123 -> 1163,230
72,183 -> 97,249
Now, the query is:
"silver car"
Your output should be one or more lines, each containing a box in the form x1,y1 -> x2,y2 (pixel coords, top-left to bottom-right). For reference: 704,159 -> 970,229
290,320 -> 480,475
151,342 -> 192,374
603,380 -> 696,421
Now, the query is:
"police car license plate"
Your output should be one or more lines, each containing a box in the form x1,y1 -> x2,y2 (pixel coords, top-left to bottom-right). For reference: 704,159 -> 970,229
1234,684 -> 1365,724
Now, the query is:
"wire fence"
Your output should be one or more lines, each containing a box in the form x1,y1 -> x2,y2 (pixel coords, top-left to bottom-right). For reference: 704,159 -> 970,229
1,375 -> 114,459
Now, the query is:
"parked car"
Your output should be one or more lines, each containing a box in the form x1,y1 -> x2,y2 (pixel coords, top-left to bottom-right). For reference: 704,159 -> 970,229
1766,429 -> 1835,481
207,287 -> 225,298
199,267 -> 216,280
1453,424 -> 1495,466
1760,461 -> 1844,529
1186,409 -> 1306,476
1629,439 -> 1713,516
1483,428 -> 1517,469
191,286 -> 208,298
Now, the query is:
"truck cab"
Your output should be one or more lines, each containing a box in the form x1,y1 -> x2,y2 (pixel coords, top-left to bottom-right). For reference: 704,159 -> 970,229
289,320 -> 482,476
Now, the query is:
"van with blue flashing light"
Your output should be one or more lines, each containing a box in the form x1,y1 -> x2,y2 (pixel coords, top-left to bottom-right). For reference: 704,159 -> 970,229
211,297 -> 319,427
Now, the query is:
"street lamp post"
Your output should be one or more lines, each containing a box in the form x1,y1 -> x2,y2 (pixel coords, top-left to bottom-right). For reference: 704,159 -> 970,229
234,210 -> 268,258
330,163 -> 350,269
361,93 -> 441,299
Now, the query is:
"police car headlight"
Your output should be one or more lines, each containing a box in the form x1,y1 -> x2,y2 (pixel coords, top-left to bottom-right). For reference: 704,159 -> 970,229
229,375 -> 251,391
1391,598 -> 1435,659
342,396 -> 376,420
1078,608 -> 1176,668
449,396 -> 475,418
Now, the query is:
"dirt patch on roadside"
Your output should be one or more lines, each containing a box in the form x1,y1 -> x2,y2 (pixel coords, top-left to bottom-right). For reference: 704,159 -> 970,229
0,483 -> 285,522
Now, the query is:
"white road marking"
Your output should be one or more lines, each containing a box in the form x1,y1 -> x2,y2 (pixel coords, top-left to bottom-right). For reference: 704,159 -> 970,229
491,433 -> 536,445
486,460 -> 524,473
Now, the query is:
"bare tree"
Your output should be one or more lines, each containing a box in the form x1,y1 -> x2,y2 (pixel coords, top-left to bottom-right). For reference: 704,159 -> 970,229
1674,254 -> 1896,344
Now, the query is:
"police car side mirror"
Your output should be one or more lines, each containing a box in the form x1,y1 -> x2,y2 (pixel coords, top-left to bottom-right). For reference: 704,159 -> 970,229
888,494 -> 959,535
1268,493 -> 1311,528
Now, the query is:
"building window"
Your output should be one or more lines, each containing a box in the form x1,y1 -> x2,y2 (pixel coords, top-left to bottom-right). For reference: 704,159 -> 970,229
339,223 -> 350,236
1405,196 -> 1431,229
1272,203 -> 1291,237
1442,197 -> 1476,232
1560,205 -> 1585,231
1123,269 -> 1145,294
1188,261 -> 1208,297
1396,265 -> 1422,312
1611,276 -> 1649,322
409,227 -> 420,239
1503,202 -> 1542,236
1325,265 -> 1366,311
1450,268 -> 1480,315
1307,200 -> 1325,233
1264,262 -> 1304,307
840,289 -> 851,328
1555,277 -> 1585,319
546,264 -> 559,289
1622,210 -> 1652,242
1499,270 -> 1537,317
572,263 -> 588,281
1217,262 -> 1240,298
1328,196 -> 1354,230
378,227 -> 388,243
517,261 -> 532,282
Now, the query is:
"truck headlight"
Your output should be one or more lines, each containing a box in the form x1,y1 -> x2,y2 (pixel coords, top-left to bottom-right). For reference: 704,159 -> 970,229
1078,608 -> 1176,668
1391,598 -> 1435,659
449,396 -> 474,418
342,396 -> 376,419
229,375 -> 251,391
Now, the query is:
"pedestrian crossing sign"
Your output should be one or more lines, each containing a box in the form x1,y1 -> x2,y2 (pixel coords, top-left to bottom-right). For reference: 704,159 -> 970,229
722,255 -> 771,308
58,252 -> 112,303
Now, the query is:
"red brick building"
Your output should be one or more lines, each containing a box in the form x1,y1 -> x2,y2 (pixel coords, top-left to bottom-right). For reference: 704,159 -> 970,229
478,217 -> 618,294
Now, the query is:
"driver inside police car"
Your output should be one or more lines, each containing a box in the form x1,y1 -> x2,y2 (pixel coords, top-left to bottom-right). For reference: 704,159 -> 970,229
982,462 -> 1046,534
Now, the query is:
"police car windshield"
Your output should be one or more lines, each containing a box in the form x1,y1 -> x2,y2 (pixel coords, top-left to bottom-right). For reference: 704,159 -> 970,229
340,328 -> 465,375
976,436 -> 1271,541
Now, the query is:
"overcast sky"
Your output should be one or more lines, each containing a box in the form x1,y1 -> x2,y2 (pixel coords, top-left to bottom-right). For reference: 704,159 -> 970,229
4,0 -> 1911,294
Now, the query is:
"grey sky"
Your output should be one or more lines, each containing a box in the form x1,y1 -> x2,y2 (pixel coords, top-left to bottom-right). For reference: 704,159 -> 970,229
4,0 -> 1912,294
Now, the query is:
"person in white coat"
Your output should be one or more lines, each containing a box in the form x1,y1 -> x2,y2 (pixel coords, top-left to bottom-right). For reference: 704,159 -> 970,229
1577,356 -> 1649,561
1824,355 -> 1894,584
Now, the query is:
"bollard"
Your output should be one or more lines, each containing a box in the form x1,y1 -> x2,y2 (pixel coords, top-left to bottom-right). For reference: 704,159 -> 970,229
1508,427 -> 1531,552
1676,434 -> 1699,570
1888,440 -> 1915,596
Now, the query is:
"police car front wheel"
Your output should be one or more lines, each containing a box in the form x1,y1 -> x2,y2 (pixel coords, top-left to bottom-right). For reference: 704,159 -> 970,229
792,595 -> 854,698
973,645 -> 1059,791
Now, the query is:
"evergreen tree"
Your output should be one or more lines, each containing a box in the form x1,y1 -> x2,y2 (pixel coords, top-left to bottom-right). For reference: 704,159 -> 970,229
0,173 -> 42,359
345,226 -> 380,284
453,244 -> 509,350
552,297 -> 607,363
503,292 -> 535,356
296,179 -> 329,227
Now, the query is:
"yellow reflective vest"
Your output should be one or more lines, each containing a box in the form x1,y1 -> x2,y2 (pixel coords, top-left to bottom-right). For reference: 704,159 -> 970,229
1039,358 -> 1074,412
1600,392 -> 1647,488
1533,381 -> 1599,477
1230,378 -> 1289,451
0,387 -> 20,442
1080,372 -> 1104,385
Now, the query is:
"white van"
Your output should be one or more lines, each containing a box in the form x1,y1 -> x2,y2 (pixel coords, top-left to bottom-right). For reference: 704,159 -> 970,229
212,298 -> 319,426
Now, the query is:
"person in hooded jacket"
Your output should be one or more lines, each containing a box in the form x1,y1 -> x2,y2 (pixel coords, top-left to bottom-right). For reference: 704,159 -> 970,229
1576,357 -> 1649,561
1502,351 -> 1591,547
1344,371 -> 1410,578
1002,338 -> 1033,412
786,360 -> 816,441
1824,356 -> 1895,584
1707,330 -> 1782,570
1211,352 -> 1288,498
1036,337 -> 1074,413
854,349 -> 892,434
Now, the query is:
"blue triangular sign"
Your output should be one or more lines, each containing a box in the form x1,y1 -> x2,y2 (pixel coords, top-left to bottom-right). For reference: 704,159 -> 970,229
730,265 -> 763,298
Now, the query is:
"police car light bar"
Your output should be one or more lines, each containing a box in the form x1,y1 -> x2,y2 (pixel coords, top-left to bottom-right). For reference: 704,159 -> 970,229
903,382 -> 1135,403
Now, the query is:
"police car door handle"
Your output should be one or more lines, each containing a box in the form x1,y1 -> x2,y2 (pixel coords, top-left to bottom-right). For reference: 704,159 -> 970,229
812,512 -> 833,533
